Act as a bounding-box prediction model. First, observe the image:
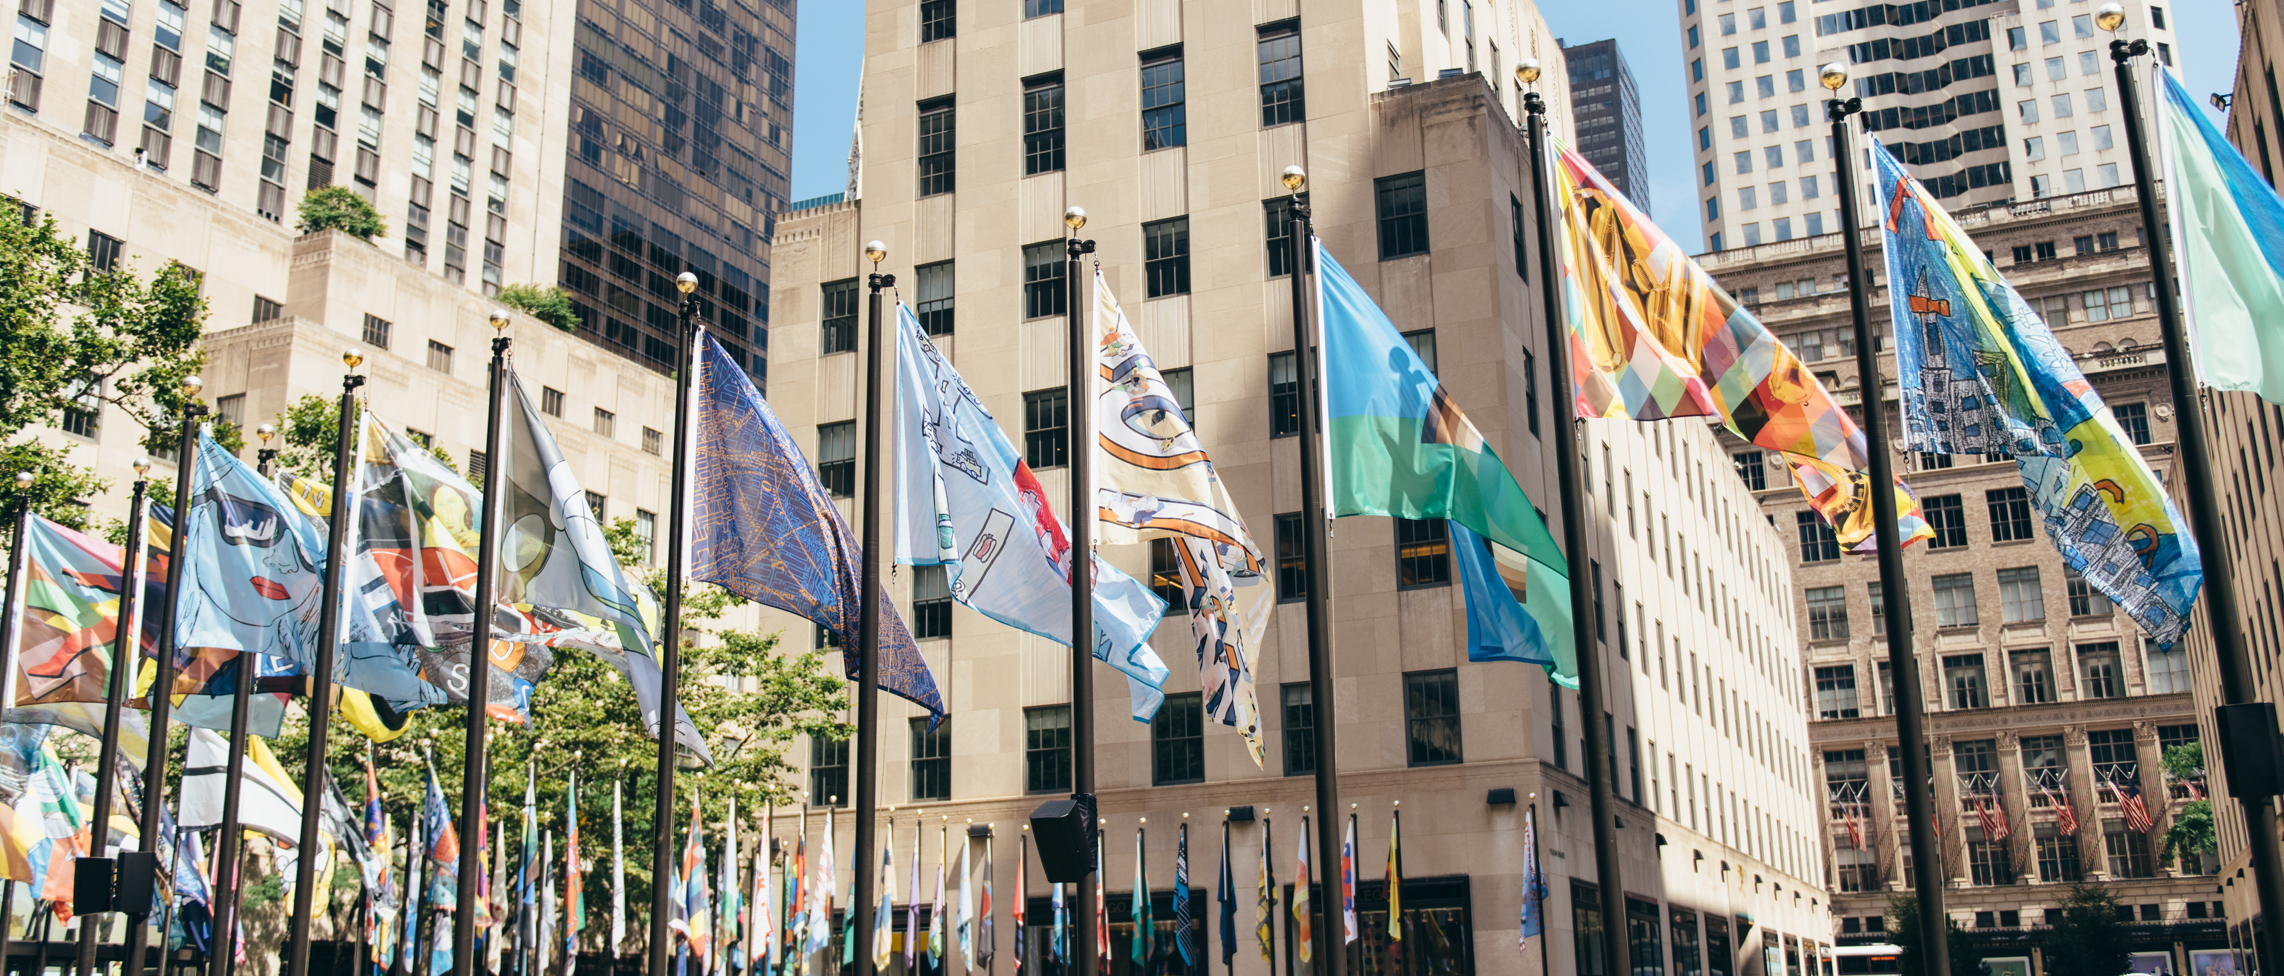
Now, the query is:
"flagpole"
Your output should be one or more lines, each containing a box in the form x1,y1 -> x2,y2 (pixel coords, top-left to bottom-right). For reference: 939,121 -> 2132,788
2098,10 -> 2284,958
852,242 -> 896,976
448,310 -> 514,973
202,647 -> 256,976
0,470 -> 33,973
1052,207 -> 1102,976
1278,168 -> 1347,976
284,351 -> 368,976
1516,67 -> 1628,975
74,467 -> 149,976
1530,802 -> 1550,976
649,270 -> 704,976
1813,63 -> 1952,976
128,379 -> 207,976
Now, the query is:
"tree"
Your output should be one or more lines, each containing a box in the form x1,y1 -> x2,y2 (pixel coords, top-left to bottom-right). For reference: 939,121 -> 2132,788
2161,742 -> 2216,870
495,284 -> 582,332
2043,882 -> 2132,976
0,207 -> 215,526
296,186 -> 386,240
1887,895 -> 1987,976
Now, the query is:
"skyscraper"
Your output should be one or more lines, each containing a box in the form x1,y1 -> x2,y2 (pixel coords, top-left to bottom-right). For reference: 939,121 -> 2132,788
1679,0 -> 2176,251
548,0 -> 789,384
1564,38 -> 1651,217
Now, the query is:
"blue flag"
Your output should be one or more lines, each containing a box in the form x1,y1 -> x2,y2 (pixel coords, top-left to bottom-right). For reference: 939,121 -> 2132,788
690,333 -> 946,721
172,431 -> 330,667
2157,65 -> 2284,404
1216,825 -> 1235,967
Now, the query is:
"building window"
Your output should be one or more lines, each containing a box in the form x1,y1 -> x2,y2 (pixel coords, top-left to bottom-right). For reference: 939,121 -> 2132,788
1375,171 -> 1429,259
641,427 -> 663,455
1986,487 -> 2034,542
1023,0 -> 1061,16
1023,241 -> 1066,319
85,230 -> 125,272
1795,511 -> 1839,562
540,386 -> 565,417
1523,347 -> 1539,435
915,261 -> 955,336
1268,351 -> 1300,437
909,716 -> 950,801
1997,566 -> 2045,623
1023,79 -> 1064,175
362,313 -> 393,350
1140,49 -> 1186,150
2035,823 -> 2082,883
1806,585 -> 1848,641
919,0 -> 955,42
1024,705 -> 1072,793
592,407 -> 616,438
1158,367 -> 1194,423
1924,494 -> 1967,548
1281,682 -> 1314,776
1023,387 -> 1068,469
1968,827 -> 2016,886
912,564 -> 951,640
1733,451 -> 1766,491
1395,518 -> 1451,589
584,492 -> 607,521
1572,883 -> 1609,976
59,376 -> 100,438
1265,195 -> 1308,278
1933,573 -> 1978,628
2105,819 -> 2155,878
917,99 -> 955,197
1143,217 -> 1190,297
1403,669 -> 1462,767
2083,285 -> 2134,322
2012,649 -> 2055,704
2112,402 -> 2150,445
1813,665 -> 1858,720
2147,643 -> 2190,694
1148,538 -> 1184,609
1943,653 -> 1988,709
1151,692 -> 1205,785
1550,683 -> 1567,769
425,340 -> 454,374
1257,24 -> 1303,127
2066,567 -> 2113,616
809,735 -> 850,807
2077,641 -> 2124,699
820,278 -> 859,354
775,410 -> 842,495
1275,512 -> 1306,601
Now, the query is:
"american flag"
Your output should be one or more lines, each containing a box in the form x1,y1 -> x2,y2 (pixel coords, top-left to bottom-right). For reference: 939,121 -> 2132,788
1976,797 -> 2011,841
2117,776 -> 2156,834
2042,784 -> 2079,835
1843,804 -> 1865,851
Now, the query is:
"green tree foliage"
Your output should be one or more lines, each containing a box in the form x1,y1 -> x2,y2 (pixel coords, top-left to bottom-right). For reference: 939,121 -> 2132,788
296,186 -> 387,240
495,284 -> 582,332
2160,743 -> 2216,867
0,207 -> 216,526
1887,895 -> 1987,976
270,518 -> 847,956
272,393 -> 343,483
2044,883 -> 2133,976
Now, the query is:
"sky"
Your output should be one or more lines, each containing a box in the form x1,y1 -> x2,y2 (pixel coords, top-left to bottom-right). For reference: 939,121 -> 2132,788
790,1 -> 2244,252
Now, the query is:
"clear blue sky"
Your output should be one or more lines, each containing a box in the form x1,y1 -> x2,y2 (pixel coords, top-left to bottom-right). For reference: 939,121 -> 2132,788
791,1 -> 2242,253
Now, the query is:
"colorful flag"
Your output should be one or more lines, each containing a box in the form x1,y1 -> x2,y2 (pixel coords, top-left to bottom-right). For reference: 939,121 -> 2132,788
787,825 -> 806,955
2045,784 -> 2080,835
2157,64 -> 2284,404
1315,243 -> 1575,683
1095,834 -> 1109,970
1130,827 -> 1150,965
14,515 -> 138,707
566,768 -> 584,967
682,792 -> 713,966
1551,139 -> 1936,554
402,811 -> 422,972
929,824 -> 946,964
959,833 -> 975,968
1341,815 -> 1357,945
1519,807 -> 1545,953
978,834 -> 995,968
1254,820 -> 1274,964
755,813 -> 775,974
812,806 -> 836,955
171,431 -> 333,670
422,751 -> 460,911
1292,821 -> 1312,964
722,797 -> 741,976
1172,824 -> 1192,966
1874,139 -> 2202,647
893,305 -> 1172,720
1050,866 -> 1066,964
178,728 -> 301,842
873,829 -> 895,970
1092,272 -> 1269,760
1013,835 -> 1027,972
0,727 -> 86,904
1388,809 -> 1404,961
1976,796 -> 2011,842
905,820 -> 922,971
690,332 -> 947,721
1844,801 -> 1866,851
1216,822 -> 1236,969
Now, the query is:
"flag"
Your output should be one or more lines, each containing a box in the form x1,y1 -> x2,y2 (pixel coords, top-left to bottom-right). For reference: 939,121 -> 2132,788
1013,835 -> 1027,972
2157,64 -> 2284,404
905,820 -> 922,971
690,332 -> 947,721
959,833 -> 974,968
1976,796 -> 2012,842
0,727 -> 86,903
756,814 -> 775,975
1387,809 -> 1403,962
1874,139 -> 2202,647
1844,801 -> 1866,851
1216,823 -> 1235,969
1050,866 -> 1067,964
1315,243 -> 1575,684
787,827 -> 805,956
722,797 -> 741,976
171,431 -> 333,671
1519,807 -> 1545,953
978,834 -> 995,967
423,752 -> 459,912
1340,815 -> 1357,945
539,830 -> 556,972
402,812 -> 422,971
873,830 -> 895,970
1130,827 -> 1149,965
929,825 -> 946,964
1550,139 -> 1935,554
2047,784 -> 2079,836
566,768 -> 584,966
812,807 -> 835,955
1095,835 -> 1109,970
2118,776 -> 2156,834
1292,821 -> 1312,964
1254,821 -> 1274,964
1171,824 -> 1192,966
503,372 -> 709,759
682,792 -> 713,966
1092,272 -> 1269,760
612,775 -> 626,955
14,515 -> 140,706
364,753 -> 397,950
178,728 -> 302,842
894,305 -> 1173,720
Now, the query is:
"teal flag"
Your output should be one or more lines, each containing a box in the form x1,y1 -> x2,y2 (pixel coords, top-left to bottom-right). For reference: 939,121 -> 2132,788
1315,241 -> 1575,683
2158,64 -> 2284,404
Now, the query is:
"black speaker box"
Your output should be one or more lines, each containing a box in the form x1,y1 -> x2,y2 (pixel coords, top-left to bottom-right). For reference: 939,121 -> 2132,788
72,857 -> 114,914
114,851 -> 158,914
1029,792 -> 1098,883
2219,702 -> 2284,799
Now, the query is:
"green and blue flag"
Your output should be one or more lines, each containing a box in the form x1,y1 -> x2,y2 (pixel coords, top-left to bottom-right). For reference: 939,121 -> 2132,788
2158,65 -> 2284,404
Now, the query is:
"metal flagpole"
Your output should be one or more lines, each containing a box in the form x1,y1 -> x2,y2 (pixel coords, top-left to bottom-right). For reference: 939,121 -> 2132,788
1517,61 -> 1631,974
647,270 -> 703,976
853,241 -> 897,976
128,380 -> 208,976
202,427 -> 281,976
2098,7 -> 2284,961
453,308 -> 515,974
1817,61 -> 1951,976
74,467 -> 149,976
1060,207 -> 1098,976
284,351 -> 368,976
0,468 -> 36,972
1279,167 -> 1346,976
